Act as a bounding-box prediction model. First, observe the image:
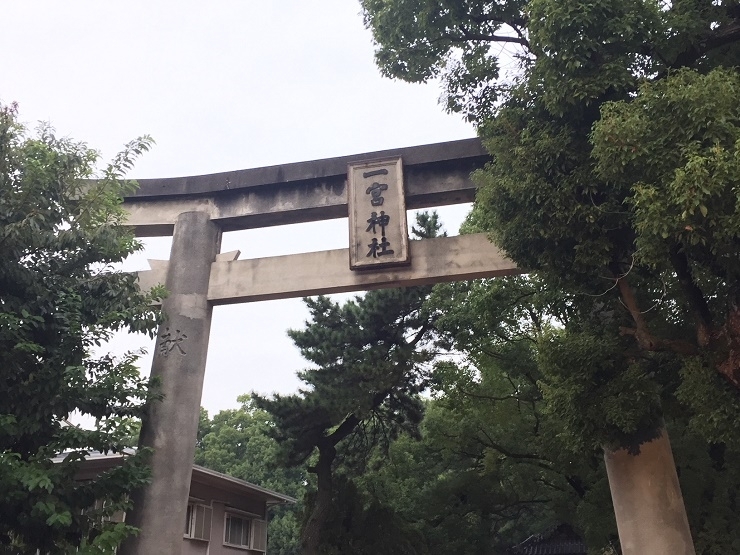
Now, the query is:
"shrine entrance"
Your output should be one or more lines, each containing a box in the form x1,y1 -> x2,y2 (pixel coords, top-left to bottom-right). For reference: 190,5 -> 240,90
118,138 -> 694,555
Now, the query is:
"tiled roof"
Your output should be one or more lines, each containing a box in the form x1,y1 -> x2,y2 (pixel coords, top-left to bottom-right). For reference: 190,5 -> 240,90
509,524 -> 587,555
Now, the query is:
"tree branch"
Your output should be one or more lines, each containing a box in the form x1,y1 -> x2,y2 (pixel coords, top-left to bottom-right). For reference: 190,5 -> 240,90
671,19 -> 740,68
669,243 -> 713,347
617,276 -> 698,355
476,427 -> 552,464
468,12 -> 529,44
458,26 -> 530,48
458,387 -> 537,403
469,12 -> 527,28
324,413 -> 361,448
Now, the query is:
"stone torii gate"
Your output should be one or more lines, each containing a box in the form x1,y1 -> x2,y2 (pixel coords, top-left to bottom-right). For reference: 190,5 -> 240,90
117,138 -> 694,555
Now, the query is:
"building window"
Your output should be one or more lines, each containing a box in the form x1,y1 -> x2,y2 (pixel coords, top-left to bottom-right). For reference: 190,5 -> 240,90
184,502 -> 212,541
224,513 -> 250,547
224,513 -> 267,552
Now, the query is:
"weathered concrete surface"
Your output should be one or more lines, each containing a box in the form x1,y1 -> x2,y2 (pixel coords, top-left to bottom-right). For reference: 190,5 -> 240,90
604,429 -> 695,555
136,233 -> 520,305
120,212 -> 222,555
123,138 -> 487,236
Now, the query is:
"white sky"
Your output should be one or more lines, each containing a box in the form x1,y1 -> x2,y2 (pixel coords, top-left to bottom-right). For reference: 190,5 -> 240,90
1,1 -> 475,415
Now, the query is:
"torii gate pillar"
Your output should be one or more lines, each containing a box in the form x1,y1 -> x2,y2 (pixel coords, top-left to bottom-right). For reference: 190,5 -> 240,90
120,212 -> 221,555
605,428 -> 695,555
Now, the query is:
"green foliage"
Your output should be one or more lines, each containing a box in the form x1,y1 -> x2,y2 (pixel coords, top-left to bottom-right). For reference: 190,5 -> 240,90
592,68 -> 740,279
422,276 -> 620,552
360,0 -> 740,442
253,287 -> 433,465
668,418 -> 740,555
302,474 -> 428,555
252,285 -> 435,553
676,357 -> 740,449
0,103 -> 161,553
195,397 -> 305,555
419,274 -> 740,553
537,328 -> 665,453
360,0 -> 527,121
362,0 -> 740,551
251,214 -> 443,554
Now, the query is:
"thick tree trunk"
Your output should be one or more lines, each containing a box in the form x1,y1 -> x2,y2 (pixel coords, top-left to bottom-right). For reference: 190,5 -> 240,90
604,427 -> 695,555
301,444 -> 336,555
717,303 -> 740,389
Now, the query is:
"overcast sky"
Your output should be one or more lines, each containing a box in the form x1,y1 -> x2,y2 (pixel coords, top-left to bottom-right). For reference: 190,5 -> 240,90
1,1 -> 475,415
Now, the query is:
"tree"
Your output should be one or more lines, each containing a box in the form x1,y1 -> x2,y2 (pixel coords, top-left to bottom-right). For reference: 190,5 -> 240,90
429,272 -> 740,553
361,398 -> 616,554
0,103 -> 161,553
355,275 -> 618,554
195,398 -> 306,555
253,213 -> 442,555
253,289 -> 433,555
360,0 -> 740,432
361,2 -> 740,551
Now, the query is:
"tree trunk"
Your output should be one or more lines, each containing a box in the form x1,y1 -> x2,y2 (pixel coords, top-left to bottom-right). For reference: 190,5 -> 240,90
717,302 -> 740,389
301,444 -> 336,555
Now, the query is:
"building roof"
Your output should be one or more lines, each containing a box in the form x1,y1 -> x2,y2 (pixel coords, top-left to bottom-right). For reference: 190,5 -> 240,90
55,451 -> 296,506
191,464 -> 296,505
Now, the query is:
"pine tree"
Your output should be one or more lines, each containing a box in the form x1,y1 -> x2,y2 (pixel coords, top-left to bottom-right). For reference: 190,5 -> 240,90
253,213 -> 443,555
